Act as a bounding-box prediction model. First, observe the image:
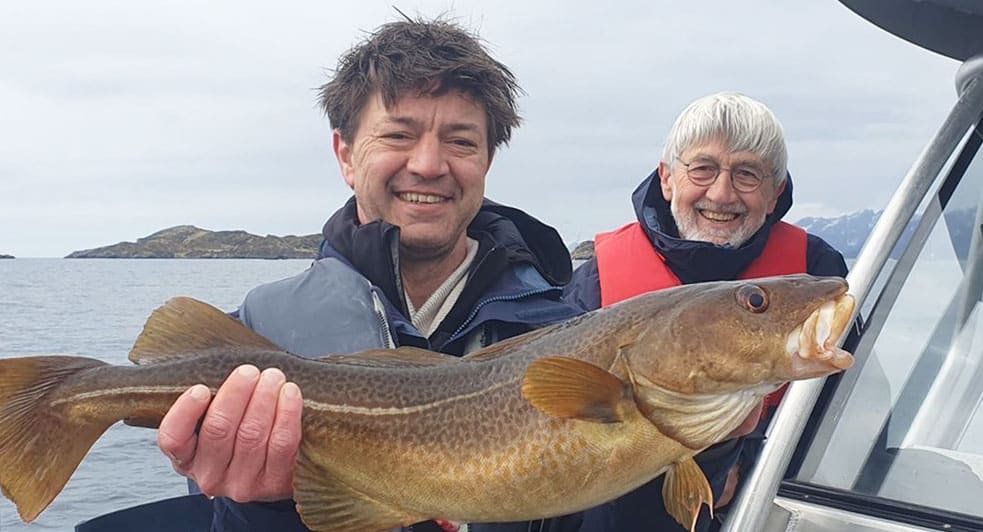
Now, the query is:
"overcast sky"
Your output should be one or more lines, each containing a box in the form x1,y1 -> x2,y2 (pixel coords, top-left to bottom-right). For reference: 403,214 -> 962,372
0,0 -> 963,257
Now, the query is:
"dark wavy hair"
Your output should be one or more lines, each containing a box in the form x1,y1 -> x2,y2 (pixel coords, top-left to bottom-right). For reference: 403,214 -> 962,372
317,17 -> 522,156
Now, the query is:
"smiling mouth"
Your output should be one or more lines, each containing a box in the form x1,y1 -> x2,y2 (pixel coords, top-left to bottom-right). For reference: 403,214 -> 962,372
397,192 -> 447,204
699,210 -> 740,222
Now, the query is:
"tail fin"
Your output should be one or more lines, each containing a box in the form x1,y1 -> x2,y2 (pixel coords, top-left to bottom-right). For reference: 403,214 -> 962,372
0,355 -> 111,522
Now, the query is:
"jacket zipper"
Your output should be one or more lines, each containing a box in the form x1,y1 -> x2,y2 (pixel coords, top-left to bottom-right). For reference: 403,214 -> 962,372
447,287 -> 557,343
371,288 -> 397,349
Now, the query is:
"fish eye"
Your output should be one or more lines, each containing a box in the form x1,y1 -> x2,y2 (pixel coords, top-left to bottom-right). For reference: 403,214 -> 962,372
737,284 -> 769,313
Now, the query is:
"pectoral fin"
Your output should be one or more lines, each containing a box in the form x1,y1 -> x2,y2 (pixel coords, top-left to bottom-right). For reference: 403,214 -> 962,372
662,457 -> 714,532
521,356 -> 632,423
293,445 -> 422,532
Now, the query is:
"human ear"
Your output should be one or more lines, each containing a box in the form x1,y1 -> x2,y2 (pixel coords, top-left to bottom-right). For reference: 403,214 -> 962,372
333,129 -> 356,189
659,161 -> 674,201
766,178 -> 787,214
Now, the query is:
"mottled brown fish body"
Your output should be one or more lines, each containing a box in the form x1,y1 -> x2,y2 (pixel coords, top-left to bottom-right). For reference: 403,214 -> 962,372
295,353 -> 686,524
0,274 -> 856,531
3,341 -> 683,527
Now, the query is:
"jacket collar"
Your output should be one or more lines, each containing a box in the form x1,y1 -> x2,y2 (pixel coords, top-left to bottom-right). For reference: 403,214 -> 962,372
630,168 -> 794,284
318,196 -> 573,322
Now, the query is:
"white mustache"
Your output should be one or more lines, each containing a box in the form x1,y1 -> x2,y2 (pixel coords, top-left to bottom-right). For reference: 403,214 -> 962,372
692,201 -> 747,215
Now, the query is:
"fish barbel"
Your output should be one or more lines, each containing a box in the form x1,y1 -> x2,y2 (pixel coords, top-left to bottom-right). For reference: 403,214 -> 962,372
0,274 -> 855,531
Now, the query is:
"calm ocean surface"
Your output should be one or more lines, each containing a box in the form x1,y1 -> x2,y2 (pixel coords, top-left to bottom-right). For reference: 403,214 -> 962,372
0,258 -> 314,531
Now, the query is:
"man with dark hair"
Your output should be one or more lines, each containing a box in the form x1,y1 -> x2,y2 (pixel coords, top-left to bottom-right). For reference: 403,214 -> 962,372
157,17 -> 584,532
565,92 -> 848,531
320,20 -> 520,155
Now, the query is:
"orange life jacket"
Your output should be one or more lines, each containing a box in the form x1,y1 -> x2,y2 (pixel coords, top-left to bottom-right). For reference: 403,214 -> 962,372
594,220 -> 808,410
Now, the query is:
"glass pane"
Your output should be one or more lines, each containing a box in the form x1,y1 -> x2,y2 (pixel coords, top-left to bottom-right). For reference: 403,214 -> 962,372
795,122 -> 983,517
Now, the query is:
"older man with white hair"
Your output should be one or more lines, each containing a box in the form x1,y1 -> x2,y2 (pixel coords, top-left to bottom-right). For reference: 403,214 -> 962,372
564,92 -> 848,531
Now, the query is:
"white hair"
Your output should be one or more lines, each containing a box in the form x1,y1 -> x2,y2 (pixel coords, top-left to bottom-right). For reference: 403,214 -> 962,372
662,92 -> 788,186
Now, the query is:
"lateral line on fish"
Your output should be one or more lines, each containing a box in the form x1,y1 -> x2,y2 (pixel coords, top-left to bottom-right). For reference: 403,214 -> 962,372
50,385 -> 200,406
303,376 -> 519,416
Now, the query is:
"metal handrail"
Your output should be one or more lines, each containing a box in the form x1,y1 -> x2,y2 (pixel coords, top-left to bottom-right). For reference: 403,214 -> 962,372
722,66 -> 983,532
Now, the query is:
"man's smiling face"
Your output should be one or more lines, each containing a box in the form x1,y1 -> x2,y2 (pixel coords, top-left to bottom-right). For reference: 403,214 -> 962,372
659,137 -> 784,247
334,90 -> 491,261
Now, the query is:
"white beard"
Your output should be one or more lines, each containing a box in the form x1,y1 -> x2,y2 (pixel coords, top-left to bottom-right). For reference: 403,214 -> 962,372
671,199 -> 764,248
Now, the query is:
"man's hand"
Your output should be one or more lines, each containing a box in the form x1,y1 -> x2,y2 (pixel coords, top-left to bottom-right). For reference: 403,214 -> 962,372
157,365 -> 304,502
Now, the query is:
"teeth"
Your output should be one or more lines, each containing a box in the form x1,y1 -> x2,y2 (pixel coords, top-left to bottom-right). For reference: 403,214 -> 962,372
399,192 -> 445,204
700,211 -> 739,222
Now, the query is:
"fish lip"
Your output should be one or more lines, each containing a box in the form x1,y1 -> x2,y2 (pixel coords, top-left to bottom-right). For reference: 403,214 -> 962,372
784,290 -> 856,379
795,278 -> 851,327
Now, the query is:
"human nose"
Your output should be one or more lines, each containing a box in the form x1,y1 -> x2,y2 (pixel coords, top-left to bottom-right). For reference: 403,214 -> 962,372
406,135 -> 449,179
704,168 -> 740,203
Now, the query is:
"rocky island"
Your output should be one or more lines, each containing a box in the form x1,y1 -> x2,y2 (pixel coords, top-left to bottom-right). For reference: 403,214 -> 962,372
0,254 -> 14,259
61,208 -> 968,261
66,225 -> 321,259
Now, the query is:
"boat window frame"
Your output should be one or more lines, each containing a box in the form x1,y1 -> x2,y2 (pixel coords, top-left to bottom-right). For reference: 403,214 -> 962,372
777,113 -> 983,531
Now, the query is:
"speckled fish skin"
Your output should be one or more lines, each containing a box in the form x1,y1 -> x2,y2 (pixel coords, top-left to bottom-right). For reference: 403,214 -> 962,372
0,274 -> 855,532
291,274 -> 854,529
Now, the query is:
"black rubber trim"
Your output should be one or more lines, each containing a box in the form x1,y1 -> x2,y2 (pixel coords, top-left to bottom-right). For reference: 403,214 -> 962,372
779,481 -> 983,532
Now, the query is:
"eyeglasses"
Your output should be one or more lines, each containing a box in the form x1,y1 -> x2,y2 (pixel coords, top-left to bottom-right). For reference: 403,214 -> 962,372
676,157 -> 769,193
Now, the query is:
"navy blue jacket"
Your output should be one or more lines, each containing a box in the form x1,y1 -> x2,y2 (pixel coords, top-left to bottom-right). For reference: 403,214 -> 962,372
211,197 -> 586,532
563,170 -> 848,532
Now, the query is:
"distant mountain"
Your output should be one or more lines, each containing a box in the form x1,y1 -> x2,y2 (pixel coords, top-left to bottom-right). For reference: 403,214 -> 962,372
63,209 -> 977,261
793,209 -> 881,258
0,254 -> 14,259
66,225 -> 321,259
795,207 -> 975,259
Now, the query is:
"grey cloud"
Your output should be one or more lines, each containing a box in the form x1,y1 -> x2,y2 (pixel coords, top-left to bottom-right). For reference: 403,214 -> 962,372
0,0 -> 963,256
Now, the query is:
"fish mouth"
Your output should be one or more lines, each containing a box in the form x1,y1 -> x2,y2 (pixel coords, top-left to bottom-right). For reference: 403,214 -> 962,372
784,292 -> 856,378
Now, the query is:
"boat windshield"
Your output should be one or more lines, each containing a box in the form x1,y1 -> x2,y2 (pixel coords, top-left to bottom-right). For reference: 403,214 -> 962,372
792,112 -> 983,521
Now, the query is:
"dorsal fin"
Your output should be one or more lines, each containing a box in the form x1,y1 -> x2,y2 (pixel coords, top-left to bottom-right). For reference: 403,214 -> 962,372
319,346 -> 461,368
129,297 -> 280,365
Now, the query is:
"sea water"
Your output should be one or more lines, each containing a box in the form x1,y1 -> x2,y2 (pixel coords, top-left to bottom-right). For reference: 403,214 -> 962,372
0,258 -> 313,531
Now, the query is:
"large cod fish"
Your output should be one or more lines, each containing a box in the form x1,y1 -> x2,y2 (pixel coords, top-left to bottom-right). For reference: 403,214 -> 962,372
0,274 -> 855,531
